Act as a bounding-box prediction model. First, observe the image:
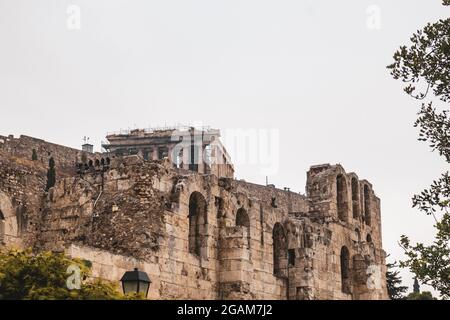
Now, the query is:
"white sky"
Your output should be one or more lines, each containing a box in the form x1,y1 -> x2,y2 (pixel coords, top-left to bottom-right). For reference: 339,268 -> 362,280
1,0 -> 448,297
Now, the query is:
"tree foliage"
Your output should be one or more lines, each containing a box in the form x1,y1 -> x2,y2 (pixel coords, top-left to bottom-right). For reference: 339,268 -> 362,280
0,248 -> 141,300
386,260 -> 408,300
406,291 -> 436,300
388,4 -> 450,102
388,0 -> 450,299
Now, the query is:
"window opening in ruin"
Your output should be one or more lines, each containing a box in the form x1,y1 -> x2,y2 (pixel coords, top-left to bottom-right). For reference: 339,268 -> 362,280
364,185 -> 371,226
188,192 -> 208,258
236,208 -> 250,247
337,174 -> 348,222
340,246 -> 351,294
143,149 -> 152,160
129,148 -> 139,156
189,143 -> 199,172
366,234 -> 372,243
273,223 -> 287,277
288,249 -> 295,266
271,197 -> 278,208
158,147 -> 169,160
351,177 -> 360,219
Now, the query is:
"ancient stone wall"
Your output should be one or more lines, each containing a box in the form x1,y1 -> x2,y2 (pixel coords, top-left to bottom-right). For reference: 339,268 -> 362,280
0,149 -> 47,247
0,141 -> 389,300
0,135 -> 84,169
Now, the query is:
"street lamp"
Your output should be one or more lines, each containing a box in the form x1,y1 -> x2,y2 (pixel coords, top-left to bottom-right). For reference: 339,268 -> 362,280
120,268 -> 151,298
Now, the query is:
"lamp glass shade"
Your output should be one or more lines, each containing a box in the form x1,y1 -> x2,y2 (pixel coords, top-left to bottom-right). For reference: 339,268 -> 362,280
122,280 -> 139,295
139,282 -> 150,296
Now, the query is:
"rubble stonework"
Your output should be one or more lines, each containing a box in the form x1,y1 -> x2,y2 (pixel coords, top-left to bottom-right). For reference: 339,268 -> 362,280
0,133 -> 389,300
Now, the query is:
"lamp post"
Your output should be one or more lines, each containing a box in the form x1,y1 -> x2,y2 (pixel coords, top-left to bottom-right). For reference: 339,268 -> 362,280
120,268 -> 151,298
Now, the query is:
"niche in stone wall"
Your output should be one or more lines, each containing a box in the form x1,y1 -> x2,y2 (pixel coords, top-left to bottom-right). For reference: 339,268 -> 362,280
273,222 -> 287,278
188,192 -> 208,258
236,207 -> 250,247
351,177 -> 360,219
340,246 -> 351,294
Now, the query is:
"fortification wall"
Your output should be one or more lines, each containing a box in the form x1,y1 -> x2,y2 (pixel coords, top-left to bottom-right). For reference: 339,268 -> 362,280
0,145 -> 388,300
0,135 -> 83,168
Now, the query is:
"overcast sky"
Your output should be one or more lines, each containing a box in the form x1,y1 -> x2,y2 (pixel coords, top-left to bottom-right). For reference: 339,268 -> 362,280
1,0 -> 448,296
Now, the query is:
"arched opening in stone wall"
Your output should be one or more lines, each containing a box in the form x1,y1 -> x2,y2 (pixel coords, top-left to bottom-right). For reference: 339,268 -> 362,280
366,234 -> 372,243
364,185 -> 371,226
273,222 -> 287,278
336,174 -> 348,222
188,192 -> 208,258
236,208 -> 250,247
351,177 -> 360,219
0,210 -> 5,241
340,246 -> 351,294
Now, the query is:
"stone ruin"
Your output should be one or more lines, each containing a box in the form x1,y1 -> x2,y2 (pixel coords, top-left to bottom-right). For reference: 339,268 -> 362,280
0,129 -> 389,300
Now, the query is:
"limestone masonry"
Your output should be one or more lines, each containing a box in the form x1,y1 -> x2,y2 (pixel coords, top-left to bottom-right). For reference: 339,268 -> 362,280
0,128 -> 388,300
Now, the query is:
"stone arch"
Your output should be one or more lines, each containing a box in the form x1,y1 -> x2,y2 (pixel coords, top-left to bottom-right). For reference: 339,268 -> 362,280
188,191 -> 208,258
336,174 -> 349,222
340,246 -> 351,294
236,207 -> 250,247
351,177 -> 360,219
366,234 -> 372,243
364,185 -> 371,226
273,222 -> 287,278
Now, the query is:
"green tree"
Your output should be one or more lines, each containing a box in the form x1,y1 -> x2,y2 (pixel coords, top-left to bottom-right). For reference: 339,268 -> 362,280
386,260 -> 408,300
31,149 -> 38,161
0,248 -> 141,300
388,0 -> 450,299
45,157 -> 56,191
406,291 -> 436,300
